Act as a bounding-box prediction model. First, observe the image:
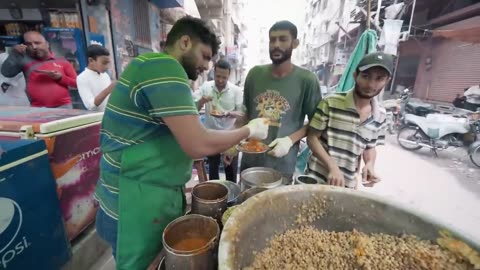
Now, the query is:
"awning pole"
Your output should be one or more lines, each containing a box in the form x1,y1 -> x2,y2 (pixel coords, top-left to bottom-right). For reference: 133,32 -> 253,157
407,0 -> 417,35
367,0 -> 372,29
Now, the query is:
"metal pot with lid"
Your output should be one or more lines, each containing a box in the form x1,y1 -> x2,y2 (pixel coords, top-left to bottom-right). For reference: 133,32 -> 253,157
240,167 -> 283,191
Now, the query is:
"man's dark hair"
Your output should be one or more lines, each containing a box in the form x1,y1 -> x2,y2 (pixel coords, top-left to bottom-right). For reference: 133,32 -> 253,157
269,20 -> 298,39
214,59 -> 231,72
87,44 -> 109,60
0,42 -> 5,52
166,16 -> 220,56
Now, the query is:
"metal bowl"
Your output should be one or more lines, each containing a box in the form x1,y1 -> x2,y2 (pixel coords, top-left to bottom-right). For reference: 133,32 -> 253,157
208,180 -> 241,206
240,167 -> 283,191
235,187 -> 268,204
294,174 -> 326,185
218,185 -> 480,269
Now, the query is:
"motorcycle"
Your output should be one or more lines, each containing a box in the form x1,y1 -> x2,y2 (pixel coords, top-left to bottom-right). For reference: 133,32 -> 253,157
397,112 -> 480,167
382,89 -> 411,133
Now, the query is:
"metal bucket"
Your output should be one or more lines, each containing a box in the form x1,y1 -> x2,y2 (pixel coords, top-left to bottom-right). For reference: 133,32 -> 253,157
218,185 -> 480,269
294,174 -> 326,185
208,180 -> 241,206
240,167 -> 283,191
163,214 -> 219,270
236,187 -> 268,204
191,182 -> 228,223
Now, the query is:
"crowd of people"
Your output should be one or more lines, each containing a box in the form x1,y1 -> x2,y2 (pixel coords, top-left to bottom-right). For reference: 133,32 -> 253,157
0,17 -> 392,270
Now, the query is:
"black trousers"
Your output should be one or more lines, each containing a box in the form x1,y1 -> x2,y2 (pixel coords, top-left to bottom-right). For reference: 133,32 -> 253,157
208,154 -> 238,182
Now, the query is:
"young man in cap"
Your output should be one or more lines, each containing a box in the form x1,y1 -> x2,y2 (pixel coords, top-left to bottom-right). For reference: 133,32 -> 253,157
306,52 -> 392,188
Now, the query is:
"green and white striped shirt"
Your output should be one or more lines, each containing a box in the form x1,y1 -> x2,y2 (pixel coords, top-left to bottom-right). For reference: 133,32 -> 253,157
95,53 -> 198,220
306,90 -> 386,187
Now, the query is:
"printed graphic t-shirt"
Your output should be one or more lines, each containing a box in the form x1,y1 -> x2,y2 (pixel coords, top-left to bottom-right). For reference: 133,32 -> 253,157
241,64 -> 322,176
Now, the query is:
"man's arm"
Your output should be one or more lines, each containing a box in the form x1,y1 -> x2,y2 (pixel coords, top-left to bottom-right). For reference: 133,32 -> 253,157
289,125 -> 308,144
228,86 -> 246,119
307,128 -> 338,171
306,99 -> 344,186
133,61 -> 265,159
163,115 -> 251,159
361,118 -> 386,185
94,81 -> 116,107
194,83 -> 212,111
57,61 -> 77,88
1,51 -> 24,78
77,77 -> 115,110
362,148 -> 377,167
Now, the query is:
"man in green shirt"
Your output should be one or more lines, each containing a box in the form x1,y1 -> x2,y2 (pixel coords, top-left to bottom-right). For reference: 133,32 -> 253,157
94,17 -> 269,270
240,21 -> 322,182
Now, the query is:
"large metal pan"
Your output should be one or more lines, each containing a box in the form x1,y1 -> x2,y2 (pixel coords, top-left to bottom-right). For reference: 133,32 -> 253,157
218,185 -> 480,269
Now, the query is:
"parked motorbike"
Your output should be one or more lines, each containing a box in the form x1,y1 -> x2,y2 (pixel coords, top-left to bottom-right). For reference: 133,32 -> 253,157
397,113 -> 480,167
382,89 -> 411,133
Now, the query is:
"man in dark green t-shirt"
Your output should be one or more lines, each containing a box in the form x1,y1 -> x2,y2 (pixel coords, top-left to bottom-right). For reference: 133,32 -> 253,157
241,20 -> 322,181
94,17 -> 269,270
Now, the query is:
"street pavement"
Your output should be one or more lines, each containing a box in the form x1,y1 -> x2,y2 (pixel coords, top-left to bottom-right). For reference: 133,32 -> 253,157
359,136 -> 480,243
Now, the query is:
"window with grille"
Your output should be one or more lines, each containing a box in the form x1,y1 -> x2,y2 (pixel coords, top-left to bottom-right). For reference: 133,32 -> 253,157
133,0 -> 151,45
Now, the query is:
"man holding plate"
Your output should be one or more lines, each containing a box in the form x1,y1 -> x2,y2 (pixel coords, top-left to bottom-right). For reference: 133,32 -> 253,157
195,59 -> 244,182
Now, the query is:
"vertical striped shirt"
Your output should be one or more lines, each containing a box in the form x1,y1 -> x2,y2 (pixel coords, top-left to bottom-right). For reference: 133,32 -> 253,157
306,90 -> 386,187
94,53 -> 198,220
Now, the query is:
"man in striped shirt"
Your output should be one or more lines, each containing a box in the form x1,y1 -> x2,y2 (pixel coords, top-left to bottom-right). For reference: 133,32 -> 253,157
306,52 -> 393,188
94,17 -> 269,269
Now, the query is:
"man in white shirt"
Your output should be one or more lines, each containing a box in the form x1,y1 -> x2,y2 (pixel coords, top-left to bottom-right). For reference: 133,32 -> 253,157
76,45 -> 115,111
195,60 -> 244,182
0,43 -> 29,106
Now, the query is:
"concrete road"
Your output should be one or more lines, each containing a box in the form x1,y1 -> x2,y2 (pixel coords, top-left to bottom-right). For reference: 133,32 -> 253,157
358,140 -> 480,243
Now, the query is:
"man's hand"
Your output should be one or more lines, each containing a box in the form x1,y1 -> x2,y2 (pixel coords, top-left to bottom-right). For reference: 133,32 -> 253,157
107,80 -> 117,94
13,44 -> 27,54
328,166 -> 345,187
246,118 -> 269,140
200,96 -> 213,103
361,162 -> 381,187
46,71 -> 62,81
268,136 -> 293,158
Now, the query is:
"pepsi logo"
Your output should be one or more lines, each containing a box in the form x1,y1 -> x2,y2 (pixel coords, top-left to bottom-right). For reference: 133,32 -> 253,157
0,198 -> 22,254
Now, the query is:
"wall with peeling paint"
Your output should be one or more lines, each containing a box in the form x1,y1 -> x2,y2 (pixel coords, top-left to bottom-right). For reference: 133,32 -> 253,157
86,4 -> 117,78
109,0 -> 163,73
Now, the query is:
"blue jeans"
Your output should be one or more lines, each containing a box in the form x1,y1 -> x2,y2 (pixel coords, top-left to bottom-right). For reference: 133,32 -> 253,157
96,208 -> 118,258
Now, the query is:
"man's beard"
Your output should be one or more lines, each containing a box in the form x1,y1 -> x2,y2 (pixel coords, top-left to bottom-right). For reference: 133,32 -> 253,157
269,47 -> 293,65
354,85 -> 382,99
180,51 -> 199,80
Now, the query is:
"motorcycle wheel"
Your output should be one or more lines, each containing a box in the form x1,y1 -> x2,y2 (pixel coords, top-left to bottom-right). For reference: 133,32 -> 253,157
470,145 -> 480,168
397,126 -> 426,151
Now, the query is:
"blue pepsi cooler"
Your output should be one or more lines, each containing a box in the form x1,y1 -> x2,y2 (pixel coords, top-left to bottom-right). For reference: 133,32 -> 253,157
0,139 -> 71,270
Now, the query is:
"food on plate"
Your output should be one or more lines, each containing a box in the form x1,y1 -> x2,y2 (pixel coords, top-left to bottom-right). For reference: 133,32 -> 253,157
210,109 -> 224,116
239,139 -> 268,153
244,227 -> 476,270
